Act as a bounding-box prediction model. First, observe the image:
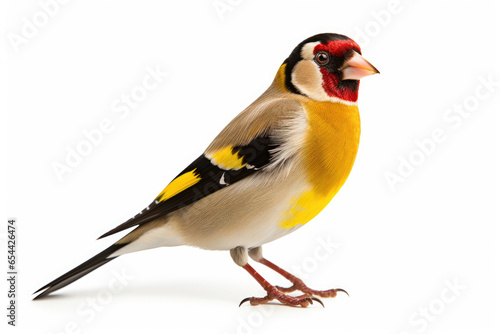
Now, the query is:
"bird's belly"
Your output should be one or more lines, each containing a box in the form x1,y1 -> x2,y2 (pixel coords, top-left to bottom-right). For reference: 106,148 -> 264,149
170,168 -> 317,250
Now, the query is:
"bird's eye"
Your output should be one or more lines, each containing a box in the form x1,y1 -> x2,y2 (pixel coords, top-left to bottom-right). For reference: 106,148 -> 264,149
314,52 -> 330,66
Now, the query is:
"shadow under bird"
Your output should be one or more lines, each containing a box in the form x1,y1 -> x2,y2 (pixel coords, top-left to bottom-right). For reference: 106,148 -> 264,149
34,33 -> 379,307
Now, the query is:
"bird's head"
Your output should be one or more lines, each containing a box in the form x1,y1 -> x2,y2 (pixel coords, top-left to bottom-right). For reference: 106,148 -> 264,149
278,33 -> 379,103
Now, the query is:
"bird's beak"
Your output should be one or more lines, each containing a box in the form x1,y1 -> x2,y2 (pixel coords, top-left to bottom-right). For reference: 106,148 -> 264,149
341,51 -> 379,80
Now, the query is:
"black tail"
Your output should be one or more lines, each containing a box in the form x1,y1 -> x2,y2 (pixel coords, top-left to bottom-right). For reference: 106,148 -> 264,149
33,243 -> 126,300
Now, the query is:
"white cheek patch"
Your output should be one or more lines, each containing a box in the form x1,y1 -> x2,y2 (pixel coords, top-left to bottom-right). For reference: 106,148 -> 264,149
291,59 -> 359,106
291,60 -> 331,101
300,42 -> 320,60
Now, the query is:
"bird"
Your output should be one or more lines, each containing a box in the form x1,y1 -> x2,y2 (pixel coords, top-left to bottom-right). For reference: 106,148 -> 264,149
34,33 -> 379,307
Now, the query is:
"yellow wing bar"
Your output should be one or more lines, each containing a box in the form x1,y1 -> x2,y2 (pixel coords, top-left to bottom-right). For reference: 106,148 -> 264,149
209,146 -> 247,170
156,169 -> 201,202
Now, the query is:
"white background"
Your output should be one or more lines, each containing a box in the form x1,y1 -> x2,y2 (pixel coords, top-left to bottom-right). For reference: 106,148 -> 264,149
2,0 -> 500,333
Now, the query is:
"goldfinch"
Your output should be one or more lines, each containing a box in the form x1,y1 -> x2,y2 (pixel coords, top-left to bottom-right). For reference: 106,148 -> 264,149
34,33 -> 379,307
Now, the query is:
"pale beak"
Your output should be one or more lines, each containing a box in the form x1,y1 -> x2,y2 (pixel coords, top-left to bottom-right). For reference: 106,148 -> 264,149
341,51 -> 379,80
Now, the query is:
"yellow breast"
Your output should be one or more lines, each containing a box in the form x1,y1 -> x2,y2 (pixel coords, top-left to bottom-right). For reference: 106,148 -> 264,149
280,100 -> 360,228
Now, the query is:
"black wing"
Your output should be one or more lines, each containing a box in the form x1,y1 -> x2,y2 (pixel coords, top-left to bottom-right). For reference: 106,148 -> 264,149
98,136 -> 279,239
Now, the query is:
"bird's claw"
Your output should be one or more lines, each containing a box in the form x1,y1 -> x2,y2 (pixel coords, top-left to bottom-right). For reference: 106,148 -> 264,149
239,288 -> 323,308
336,288 -> 349,297
239,297 -> 252,307
276,281 -> 348,299
309,297 -> 324,307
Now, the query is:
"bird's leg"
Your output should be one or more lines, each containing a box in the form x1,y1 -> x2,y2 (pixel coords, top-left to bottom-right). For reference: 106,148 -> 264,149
259,257 -> 347,298
239,263 -> 320,307
248,246 -> 347,298
231,247 -> 320,307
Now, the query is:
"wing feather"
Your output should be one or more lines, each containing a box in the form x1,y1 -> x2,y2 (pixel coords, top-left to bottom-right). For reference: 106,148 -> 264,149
98,96 -> 305,239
